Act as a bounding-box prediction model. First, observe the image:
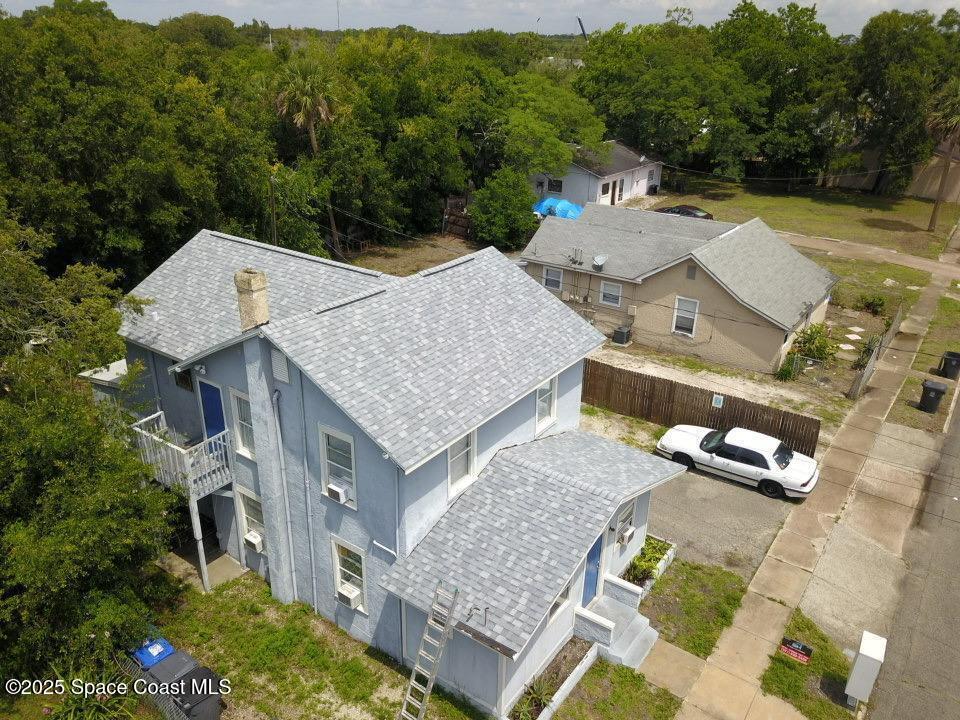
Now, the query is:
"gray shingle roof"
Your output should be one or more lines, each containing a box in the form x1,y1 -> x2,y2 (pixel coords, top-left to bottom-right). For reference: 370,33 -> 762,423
264,248 -> 605,473
120,230 -> 391,360
380,430 -> 684,657
521,205 -> 837,330
574,141 -> 658,177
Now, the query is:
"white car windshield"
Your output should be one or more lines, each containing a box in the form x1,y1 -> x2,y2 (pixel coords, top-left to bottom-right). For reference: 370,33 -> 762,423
773,443 -> 794,469
700,430 -> 726,453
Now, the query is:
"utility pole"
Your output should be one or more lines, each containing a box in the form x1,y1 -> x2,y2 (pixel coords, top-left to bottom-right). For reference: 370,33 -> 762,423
268,175 -> 278,245
336,0 -> 341,30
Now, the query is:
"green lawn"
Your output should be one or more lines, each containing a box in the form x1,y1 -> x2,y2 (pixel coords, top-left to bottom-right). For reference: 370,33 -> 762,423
799,250 -> 931,313
888,374 -> 954,433
651,178 -> 960,258
552,660 -> 681,720
912,295 -> 960,374
638,559 -> 747,658
158,574 -> 484,720
760,610 -> 853,720
0,692 -> 163,719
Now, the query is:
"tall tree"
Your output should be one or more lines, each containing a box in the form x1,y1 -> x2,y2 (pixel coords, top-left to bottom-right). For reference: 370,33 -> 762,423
275,56 -> 343,254
926,78 -> 960,231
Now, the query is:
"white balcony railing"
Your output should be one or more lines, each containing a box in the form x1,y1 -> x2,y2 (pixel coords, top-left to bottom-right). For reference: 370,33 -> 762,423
131,411 -> 233,498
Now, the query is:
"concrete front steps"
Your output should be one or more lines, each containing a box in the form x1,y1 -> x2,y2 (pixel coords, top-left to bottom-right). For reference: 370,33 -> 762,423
592,595 -> 659,669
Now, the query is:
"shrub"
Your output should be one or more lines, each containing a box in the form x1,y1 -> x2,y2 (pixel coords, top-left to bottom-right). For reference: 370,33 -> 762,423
622,536 -> 672,585
791,323 -> 839,361
51,668 -> 136,719
855,293 -> 886,315
853,335 -> 880,370
776,353 -> 799,381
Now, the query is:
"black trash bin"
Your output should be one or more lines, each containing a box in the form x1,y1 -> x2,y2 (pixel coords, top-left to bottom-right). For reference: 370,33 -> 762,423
171,666 -> 223,720
939,351 -> 960,380
919,379 -> 948,413
146,650 -> 198,684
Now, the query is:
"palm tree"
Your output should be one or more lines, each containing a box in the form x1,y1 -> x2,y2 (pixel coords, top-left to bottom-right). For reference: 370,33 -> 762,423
926,78 -> 960,232
275,59 -> 342,252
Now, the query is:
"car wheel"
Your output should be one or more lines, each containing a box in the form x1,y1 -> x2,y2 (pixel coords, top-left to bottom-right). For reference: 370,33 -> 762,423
672,452 -> 694,470
759,480 -> 784,498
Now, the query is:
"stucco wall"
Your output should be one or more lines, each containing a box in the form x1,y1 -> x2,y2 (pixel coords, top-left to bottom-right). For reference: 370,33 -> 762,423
403,603 -> 501,714
524,259 -> 791,372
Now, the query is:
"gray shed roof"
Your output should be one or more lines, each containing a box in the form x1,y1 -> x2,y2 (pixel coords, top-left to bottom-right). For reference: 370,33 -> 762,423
120,230 -> 392,360
380,430 -> 684,657
264,248 -> 605,473
574,140 -> 658,177
521,205 -> 837,330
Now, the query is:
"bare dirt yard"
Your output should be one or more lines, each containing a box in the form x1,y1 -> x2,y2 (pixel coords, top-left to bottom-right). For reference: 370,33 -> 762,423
351,233 -> 481,276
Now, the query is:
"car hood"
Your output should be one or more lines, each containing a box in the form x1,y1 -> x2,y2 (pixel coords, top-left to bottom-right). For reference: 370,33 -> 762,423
780,453 -> 818,485
659,425 -> 714,451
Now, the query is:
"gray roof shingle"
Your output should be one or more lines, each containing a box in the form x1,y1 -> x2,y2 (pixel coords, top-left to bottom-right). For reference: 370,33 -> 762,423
380,430 -> 684,657
265,248 -> 605,473
574,140 -> 659,177
521,205 -> 837,330
120,230 -> 391,360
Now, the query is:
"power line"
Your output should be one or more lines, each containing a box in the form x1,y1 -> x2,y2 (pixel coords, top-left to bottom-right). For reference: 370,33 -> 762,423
659,158 -> 929,184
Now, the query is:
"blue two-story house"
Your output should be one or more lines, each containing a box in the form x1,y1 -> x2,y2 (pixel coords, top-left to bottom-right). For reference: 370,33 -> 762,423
112,229 -> 684,717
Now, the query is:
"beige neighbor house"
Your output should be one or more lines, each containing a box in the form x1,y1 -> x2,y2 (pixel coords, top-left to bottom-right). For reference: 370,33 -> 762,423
531,140 -> 663,208
520,204 -> 838,373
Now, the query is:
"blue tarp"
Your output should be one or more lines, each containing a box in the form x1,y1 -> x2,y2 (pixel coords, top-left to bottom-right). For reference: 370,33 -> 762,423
533,198 -> 582,219
132,637 -> 175,669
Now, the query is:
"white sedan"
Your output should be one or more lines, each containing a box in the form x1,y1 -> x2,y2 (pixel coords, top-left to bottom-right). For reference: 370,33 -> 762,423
655,425 -> 819,499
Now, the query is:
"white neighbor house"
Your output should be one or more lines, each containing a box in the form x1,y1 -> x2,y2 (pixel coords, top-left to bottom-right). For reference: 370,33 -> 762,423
531,140 -> 663,208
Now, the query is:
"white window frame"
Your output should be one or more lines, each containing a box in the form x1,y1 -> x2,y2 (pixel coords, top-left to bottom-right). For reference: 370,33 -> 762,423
542,266 -> 563,291
447,430 -> 477,498
331,535 -> 367,614
536,376 -> 558,434
236,486 -> 266,553
229,388 -> 255,459
549,583 -> 570,622
599,281 -> 622,308
672,296 -> 699,338
319,425 -> 358,509
615,501 -> 635,544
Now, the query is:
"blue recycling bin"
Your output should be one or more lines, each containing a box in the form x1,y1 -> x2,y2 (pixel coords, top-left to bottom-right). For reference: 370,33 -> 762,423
132,637 -> 175,669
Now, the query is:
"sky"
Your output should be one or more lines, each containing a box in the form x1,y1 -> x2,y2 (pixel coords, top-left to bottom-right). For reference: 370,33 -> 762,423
3,0 -> 956,36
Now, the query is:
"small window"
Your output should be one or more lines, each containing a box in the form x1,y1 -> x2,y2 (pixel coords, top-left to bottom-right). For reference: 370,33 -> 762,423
686,264 -> 697,280
549,583 -> 570,620
601,182 -> 610,196
174,369 -> 193,392
536,376 -> 557,432
673,297 -> 699,337
600,281 -> 622,308
547,178 -> 563,193
321,426 -> 357,507
448,431 -> 476,496
271,348 -> 289,384
543,267 -> 563,291
230,389 -> 255,458
238,490 -> 266,551
333,539 -> 366,611
617,178 -> 624,201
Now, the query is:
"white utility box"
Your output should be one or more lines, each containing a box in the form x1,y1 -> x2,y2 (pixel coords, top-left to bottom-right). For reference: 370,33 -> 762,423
845,630 -> 887,705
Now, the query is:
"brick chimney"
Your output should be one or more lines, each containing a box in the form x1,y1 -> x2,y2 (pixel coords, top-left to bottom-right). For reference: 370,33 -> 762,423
234,268 -> 269,332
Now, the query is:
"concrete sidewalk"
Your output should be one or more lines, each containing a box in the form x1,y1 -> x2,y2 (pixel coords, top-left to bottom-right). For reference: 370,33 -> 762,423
637,276 -> 951,720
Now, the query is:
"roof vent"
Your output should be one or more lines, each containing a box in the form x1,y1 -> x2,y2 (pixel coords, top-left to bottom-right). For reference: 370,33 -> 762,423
593,254 -> 609,271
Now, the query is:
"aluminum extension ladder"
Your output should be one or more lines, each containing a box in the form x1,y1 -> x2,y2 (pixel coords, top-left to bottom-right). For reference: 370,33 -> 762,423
397,582 -> 460,720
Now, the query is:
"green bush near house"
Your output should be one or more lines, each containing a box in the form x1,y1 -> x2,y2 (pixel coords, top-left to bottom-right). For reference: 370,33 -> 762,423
854,293 -> 886,316
622,536 -> 673,586
552,660 -> 680,720
761,609 -> 853,720
638,559 -> 746,658
792,323 -> 839,362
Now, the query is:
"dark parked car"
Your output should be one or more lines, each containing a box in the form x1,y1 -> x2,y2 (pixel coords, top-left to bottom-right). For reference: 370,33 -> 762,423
655,204 -> 714,220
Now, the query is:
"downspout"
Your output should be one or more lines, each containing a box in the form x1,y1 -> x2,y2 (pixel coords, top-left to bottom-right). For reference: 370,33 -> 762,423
299,371 -> 318,611
271,389 -> 298,600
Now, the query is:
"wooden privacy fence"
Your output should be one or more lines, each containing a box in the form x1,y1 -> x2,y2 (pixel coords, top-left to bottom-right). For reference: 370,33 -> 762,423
582,359 -> 821,457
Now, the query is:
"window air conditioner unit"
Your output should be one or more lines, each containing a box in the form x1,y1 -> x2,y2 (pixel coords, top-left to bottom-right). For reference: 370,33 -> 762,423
561,290 -> 571,302
327,483 -> 349,504
619,526 -> 636,545
337,584 -> 362,609
243,530 -> 263,553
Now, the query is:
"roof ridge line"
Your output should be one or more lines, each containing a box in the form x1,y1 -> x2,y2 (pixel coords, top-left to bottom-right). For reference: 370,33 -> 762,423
416,252 -> 478,277
204,229 -> 387,278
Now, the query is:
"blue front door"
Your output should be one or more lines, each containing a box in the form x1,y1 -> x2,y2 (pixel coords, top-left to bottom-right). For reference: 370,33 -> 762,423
198,381 -> 226,439
582,534 -> 603,606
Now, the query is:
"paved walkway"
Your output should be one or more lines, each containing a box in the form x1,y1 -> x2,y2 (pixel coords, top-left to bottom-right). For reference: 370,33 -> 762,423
638,277 -> 951,719
778,231 -> 960,281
